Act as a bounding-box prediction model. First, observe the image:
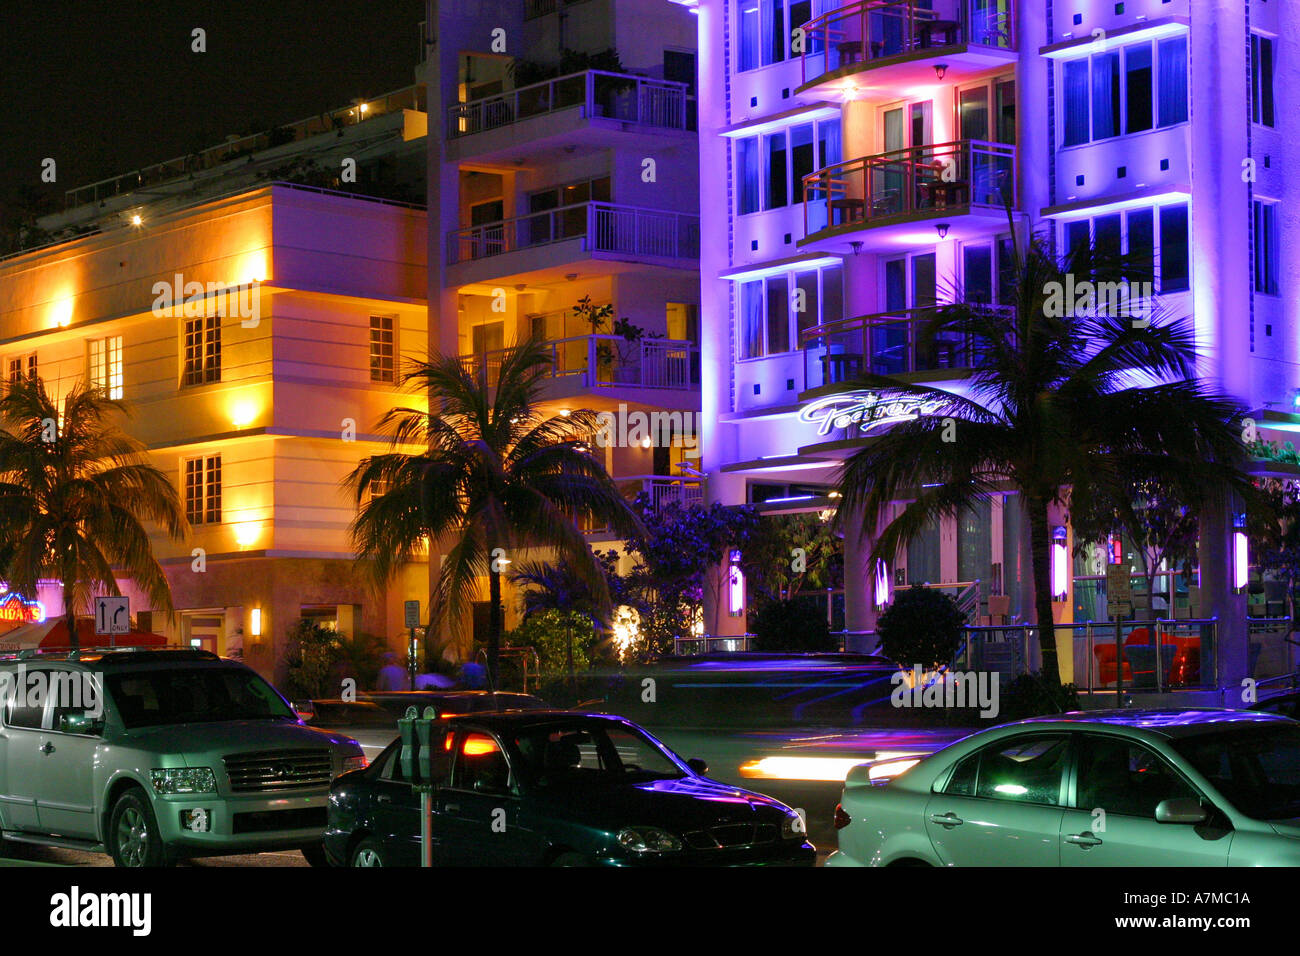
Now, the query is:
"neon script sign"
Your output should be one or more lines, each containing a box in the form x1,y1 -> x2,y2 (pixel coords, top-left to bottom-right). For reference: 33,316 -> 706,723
799,392 -> 948,436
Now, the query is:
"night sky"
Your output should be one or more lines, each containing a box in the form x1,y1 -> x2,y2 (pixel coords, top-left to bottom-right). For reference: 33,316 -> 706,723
0,0 -> 424,222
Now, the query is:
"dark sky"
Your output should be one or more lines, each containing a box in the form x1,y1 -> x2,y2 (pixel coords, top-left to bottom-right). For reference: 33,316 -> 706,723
0,0 -> 425,218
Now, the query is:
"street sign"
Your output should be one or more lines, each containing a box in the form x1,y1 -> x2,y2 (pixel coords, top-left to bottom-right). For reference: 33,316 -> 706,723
94,595 -> 130,635
1105,564 -> 1132,603
404,600 -> 421,629
1107,601 -> 1133,618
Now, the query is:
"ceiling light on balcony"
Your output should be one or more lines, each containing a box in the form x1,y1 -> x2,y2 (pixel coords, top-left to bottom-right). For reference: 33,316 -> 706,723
850,241 -> 863,256
843,84 -> 860,101
935,223 -> 950,240
934,64 -> 948,80
560,409 -> 571,417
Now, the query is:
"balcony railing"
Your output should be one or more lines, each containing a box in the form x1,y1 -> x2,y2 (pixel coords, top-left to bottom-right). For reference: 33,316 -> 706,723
447,70 -> 690,138
459,335 -> 700,391
620,476 -> 705,512
802,139 -> 1015,238
448,201 -> 700,265
800,0 -> 1015,86
801,306 -> 981,388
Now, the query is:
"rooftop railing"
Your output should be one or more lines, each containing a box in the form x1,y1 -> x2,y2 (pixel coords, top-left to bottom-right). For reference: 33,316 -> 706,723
448,201 -> 699,265
447,70 -> 690,138
802,139 -> 1016,238
799,0 -> 1015,86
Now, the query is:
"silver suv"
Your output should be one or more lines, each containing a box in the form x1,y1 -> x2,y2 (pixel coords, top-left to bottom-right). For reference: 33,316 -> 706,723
0,648 -> 364,866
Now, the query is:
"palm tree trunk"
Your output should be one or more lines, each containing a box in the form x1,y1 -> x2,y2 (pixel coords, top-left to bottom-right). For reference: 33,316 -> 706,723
1026,496 -> 1062,686
63,580 -> 78,651
487,567 -> 503,690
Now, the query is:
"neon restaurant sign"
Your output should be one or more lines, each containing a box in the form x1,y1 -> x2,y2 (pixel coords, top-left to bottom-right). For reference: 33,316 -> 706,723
798,391 -> 949,437
0,590 -> 46,625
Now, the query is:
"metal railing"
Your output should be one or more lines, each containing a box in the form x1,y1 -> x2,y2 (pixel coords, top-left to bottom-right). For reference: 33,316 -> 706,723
619,476 -> 705,512
802,139 -> 1016,238
448,201 -> 699,265
802,306 -> 985,386
799,0 -> 1015,86
64,86 -> 425,210
448,70 -> 689,138
1070,618 -> 1219,694
672,634 -> 756,655
459,335 -> 699,390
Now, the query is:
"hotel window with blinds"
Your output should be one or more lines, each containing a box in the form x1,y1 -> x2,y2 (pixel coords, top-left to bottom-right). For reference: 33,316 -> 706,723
184,455 -> 222,525
88,336 -> 123,399
183,315 -> 221,386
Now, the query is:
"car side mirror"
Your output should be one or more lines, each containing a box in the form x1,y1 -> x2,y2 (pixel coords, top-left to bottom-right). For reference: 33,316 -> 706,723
1155,797 -> 1208,825
686,758 -> 708,775
59,713 -> 104,736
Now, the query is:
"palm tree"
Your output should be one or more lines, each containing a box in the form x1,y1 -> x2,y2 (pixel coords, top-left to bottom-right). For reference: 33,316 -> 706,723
836,229 -> 1251,685
0,377 -> 187,649
346,339 -> 643,686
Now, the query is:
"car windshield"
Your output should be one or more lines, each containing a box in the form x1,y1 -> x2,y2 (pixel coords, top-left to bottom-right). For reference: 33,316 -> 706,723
107,668 -> 296,728
1172,725 -> 1300,820
511,722 -> 686,788
308,703 -> 397,728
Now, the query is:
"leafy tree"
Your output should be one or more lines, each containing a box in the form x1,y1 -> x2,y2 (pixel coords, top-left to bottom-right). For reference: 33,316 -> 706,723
876,588 -> 966,669
345,339 -> 642,686
739,512 -> 843,604
283,619 -> 342,701
506,609 -> 598,677
836,227 -> 1252,685
0,377 -> 187,648
1250,478 -> 1300,626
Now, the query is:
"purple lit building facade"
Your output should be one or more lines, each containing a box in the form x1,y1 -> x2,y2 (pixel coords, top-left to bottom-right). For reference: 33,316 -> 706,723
693,0 -> 1300,689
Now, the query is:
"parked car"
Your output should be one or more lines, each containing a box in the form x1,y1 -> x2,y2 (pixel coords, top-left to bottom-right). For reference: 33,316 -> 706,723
829,708 -> 1300,867
324,711 -> 816,866
1251,691 -> 1300,720
359,690 -> 550,720
301,700 -> 402,761
0,648 -> 365,867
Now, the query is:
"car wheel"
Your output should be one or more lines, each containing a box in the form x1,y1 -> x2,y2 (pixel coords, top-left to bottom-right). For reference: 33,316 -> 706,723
350,839 -> 386,867
551,851 -> 592,867
301,842 -> 332,867
108,790 -> 174,868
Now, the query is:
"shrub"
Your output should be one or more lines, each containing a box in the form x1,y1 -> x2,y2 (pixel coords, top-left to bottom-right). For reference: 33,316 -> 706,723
283,620 -> 343,700
999,673 -> 1080,721
506,609 -> 598,677
876,588 -> 966,669
750,597 -> 836,652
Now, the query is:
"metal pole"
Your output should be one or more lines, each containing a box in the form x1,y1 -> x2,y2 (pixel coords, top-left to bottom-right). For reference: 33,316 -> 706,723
421,790 -> 434,867
408,625 -> 417,690
1115,616 -> 1124,707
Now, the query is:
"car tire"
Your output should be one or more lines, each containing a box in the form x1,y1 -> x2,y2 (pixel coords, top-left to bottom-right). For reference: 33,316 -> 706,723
108,789 -> 175,868
301,842 -> 332,867
349,838 -> 387,867
551,851 -> 592,867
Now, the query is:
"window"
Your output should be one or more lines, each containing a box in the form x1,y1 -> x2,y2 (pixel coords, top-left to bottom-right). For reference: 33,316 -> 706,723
3,681 -> 45,729
1075,735 -> 1197,818
8,354 -> 36,385
183,315 -> 221,386
88,336 -> 123,399
735,116 -> 840,214
369,316 -> 396,383
1251,34 -> 1275,128
1060,37 -> 1187,147
958,735 -> 1071,805
450,731 -> 512,793
1059,203 -> 1186,293
1254,201 -> 1280,296
738,0 -> 809,70
184,455 -> 222,525
736,263 -> 843,358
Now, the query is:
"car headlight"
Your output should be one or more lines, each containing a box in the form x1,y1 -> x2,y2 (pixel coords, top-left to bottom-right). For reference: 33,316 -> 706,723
781,812 -> 807,840
340,754 -> 367,775
617,827 -> 682,854
150,768 -> 217,794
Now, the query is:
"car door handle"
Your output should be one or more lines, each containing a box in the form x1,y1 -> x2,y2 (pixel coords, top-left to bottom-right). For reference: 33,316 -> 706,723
39,742 -> 54,755
927,812 -> 963,828
1065,831 -> 1103,847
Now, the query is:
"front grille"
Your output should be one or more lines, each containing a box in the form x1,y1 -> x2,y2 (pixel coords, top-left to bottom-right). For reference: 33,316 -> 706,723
232,807 -> 328,834
223,748 -> 332,793
684,822 -> 779,850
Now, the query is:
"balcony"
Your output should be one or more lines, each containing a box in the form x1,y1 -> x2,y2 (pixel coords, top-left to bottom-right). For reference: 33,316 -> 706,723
800,140 -> 1016,253
446,70 -> 692,163
800,307 -> 977,393
620,476 -> 705,511
797,0 -> 1016,96
447,201 -> 699,285
460,335 -> 700,399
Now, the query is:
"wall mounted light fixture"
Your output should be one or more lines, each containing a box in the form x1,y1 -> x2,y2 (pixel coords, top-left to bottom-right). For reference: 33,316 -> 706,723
934,63 -> 948,80
935,223 -> 950,239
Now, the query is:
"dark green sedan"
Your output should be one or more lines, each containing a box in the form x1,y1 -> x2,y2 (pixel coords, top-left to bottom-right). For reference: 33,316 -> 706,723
324,711 -> 816,866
